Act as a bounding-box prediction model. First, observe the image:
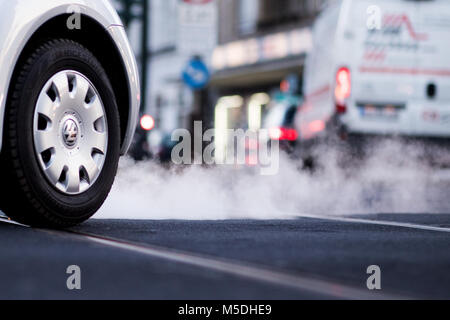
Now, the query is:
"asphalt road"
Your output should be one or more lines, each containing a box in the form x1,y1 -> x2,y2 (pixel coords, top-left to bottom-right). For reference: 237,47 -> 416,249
0,213 -> 449,300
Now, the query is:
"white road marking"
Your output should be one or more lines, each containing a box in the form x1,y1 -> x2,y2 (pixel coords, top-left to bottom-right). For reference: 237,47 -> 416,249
4,214 -> 450,234
0,217 -> 29,227
2,216 -> 403,299
73,231 -> 408,300
0,214 -> 443,299
289,213 -> 450,234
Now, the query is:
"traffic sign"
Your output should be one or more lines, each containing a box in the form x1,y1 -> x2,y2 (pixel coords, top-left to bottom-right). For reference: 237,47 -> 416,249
182,57 -> 210,90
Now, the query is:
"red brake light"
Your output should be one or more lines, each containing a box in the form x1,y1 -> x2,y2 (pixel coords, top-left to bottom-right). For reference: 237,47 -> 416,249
269,127 -> 298,141
335,67 -> 351,113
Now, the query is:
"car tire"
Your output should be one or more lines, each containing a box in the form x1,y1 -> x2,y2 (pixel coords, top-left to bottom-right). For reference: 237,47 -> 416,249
0,39 -> 120,228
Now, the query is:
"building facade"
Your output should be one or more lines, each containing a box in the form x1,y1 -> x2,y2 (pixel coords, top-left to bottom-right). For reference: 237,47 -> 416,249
114,0 -> 327,159
114,0 -> 218,158
210,0 -> 326,160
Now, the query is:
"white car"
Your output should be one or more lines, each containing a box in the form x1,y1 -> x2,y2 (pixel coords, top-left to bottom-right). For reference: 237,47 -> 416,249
296,0 -> 450,144
0,1 -> 140,227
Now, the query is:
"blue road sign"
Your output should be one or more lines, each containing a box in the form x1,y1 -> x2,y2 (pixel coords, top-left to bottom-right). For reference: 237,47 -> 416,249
182,58 -> 210,90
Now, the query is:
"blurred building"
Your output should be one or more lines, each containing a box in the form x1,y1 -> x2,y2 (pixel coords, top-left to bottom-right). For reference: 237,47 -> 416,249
114,0 -> 327,159
210,0 -> 326,160
114,0 -> 218,159
213,0 -> 323,84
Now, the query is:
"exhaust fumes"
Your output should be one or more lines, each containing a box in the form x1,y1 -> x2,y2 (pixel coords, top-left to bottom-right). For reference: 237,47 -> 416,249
97,139 -> 450,220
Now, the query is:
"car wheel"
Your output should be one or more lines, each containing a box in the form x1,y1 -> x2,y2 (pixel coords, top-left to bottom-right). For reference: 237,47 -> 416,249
0,39 -> 120,228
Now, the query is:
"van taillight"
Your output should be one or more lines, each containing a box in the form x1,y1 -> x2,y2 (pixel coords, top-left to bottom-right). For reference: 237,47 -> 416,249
335,67 -> 351,113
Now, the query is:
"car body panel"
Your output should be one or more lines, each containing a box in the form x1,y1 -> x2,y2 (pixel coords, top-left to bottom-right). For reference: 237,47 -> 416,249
108,25 -> 141,154
0,0 -> 140,154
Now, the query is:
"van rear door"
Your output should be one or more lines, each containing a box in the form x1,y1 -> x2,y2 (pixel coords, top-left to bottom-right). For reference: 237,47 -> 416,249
346,0 -> 421,135
414,0 -> 450,138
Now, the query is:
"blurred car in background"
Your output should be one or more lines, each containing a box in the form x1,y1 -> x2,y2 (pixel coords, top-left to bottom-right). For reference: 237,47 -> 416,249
148,129 -> 178,163
295,0 -> 450,158
262,93 -> 301,153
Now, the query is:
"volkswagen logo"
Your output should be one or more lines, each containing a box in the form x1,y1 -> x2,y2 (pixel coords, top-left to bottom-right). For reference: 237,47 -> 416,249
62,119 -> 79,148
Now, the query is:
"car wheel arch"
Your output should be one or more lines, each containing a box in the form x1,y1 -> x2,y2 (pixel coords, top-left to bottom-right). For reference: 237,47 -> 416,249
4,14 -> 131,153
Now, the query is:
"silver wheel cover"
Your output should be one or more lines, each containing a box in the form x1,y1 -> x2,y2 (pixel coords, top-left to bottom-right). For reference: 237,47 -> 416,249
33,70 -> 108,195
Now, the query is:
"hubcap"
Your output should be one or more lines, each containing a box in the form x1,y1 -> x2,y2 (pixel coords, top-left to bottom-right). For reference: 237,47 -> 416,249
33,70 -> 108,195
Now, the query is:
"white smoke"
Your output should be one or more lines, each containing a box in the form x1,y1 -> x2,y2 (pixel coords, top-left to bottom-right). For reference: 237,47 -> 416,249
96,139 -> 450,220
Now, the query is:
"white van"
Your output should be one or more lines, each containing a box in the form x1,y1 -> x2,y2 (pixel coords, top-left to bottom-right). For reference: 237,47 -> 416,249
296,0 -> 450,143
